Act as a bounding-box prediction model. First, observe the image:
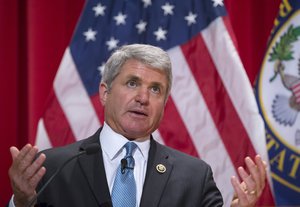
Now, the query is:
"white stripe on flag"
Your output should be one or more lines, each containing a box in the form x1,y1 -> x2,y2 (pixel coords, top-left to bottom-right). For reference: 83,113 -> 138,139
168,46 -> 235,205
202,17 -> 267,162
153,130 -> 165,145
35,119 -> 52,150
53,48 -> 101,140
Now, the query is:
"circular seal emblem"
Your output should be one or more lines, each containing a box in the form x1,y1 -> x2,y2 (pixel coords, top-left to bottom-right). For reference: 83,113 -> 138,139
256,12 -> 300,194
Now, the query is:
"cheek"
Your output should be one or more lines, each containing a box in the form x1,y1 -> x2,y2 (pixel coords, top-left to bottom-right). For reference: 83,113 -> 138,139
108,90 -> 131,112
152,102 -> 165,120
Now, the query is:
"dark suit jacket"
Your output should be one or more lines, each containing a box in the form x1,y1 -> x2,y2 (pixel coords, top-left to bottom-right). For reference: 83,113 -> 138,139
36,128 -> 223,207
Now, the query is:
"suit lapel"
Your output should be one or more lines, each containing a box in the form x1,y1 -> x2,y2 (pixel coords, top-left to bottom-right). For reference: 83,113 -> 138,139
140,138 -> 173,207
78,129 -> 113,207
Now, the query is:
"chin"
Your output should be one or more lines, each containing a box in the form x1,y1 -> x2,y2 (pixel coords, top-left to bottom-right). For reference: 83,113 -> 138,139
123,128 -> 151,139
120,121 -> 155,137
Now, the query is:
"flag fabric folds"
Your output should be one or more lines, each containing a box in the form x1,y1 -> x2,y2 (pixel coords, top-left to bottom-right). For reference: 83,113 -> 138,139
256,0 -> 300,205
35,0 -> 274,205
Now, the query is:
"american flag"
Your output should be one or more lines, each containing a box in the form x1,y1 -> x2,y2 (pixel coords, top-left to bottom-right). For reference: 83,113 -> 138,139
35,0 -> 274,205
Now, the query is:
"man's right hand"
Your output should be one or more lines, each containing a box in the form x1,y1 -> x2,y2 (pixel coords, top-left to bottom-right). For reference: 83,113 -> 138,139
8,144 -> 46,207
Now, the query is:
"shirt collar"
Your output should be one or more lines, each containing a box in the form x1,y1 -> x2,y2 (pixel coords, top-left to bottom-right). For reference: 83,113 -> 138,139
99,122 -> 150,161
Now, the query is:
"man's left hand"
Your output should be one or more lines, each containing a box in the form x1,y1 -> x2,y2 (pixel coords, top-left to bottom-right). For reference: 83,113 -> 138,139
230,155 -> 266,207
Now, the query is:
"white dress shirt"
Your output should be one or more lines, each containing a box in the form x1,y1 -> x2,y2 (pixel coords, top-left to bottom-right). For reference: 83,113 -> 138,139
100,122 -> 150,207
9,123 -> 150,207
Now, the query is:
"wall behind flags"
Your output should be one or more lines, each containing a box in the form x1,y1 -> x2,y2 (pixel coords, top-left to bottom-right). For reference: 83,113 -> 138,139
0,0 -> 280,206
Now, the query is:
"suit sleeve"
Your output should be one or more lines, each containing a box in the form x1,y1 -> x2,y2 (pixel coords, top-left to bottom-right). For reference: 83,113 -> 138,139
200,165 -> 223,207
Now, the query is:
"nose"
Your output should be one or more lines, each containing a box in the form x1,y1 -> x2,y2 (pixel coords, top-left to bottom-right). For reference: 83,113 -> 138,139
135,87 -> 149,105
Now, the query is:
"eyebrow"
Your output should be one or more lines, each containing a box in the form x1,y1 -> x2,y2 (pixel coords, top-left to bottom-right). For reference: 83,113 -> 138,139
151,81 -> 164,88
127,75 -> 140,81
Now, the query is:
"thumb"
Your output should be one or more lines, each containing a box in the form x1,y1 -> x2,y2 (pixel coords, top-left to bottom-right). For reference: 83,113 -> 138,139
10,146 -> 20,161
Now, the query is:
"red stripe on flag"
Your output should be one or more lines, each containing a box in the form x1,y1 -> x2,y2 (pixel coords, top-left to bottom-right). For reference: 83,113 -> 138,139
222,16 -> 239,52
181,34 -> 256,165
43,89 -> 77,146
159,97 -> 200,158
181,34 -> 275,205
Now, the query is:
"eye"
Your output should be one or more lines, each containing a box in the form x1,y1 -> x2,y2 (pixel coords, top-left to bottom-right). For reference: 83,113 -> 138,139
151,85 -> 161,94
127,80 -> 137,88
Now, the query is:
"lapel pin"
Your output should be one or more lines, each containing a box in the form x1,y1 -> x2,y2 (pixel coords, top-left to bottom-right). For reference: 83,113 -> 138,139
156,164 -> 166,173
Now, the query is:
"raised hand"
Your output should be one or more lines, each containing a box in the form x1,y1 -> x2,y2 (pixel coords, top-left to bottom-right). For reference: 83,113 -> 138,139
230,155 -> 267,207
8,144 -> 46,207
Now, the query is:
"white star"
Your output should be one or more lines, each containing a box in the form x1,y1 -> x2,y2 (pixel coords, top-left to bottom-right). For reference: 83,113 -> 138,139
98,62 -> 106,75
161,2 -> 175,16
83,28 -> 97,42
211,0 -> 224,7
93,3 -> 106,16
154,27 -> 167,41
142,0 -> 152,8
106,37 -> 119,50
185,12 -> 197,26
136,20 -> 147,34
114,12 -> 127,25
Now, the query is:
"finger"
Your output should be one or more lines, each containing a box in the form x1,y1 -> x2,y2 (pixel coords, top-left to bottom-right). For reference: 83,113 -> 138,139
238,166 -> 256,193
254,155 -> 266,193
28,166 -> 46,188
244,157 -> 260,190
10,144 -> 32,163
15,144 -> 32,160
18,146 -> 39,172
239,181 -> 247,192
10,146 -> 20,160
231,176 -> 248,205
9,145 -> 33,177
23,153 -> 46,181
263,160 -> 267,168
11,144 -> 33,171
238,167 -> 256,201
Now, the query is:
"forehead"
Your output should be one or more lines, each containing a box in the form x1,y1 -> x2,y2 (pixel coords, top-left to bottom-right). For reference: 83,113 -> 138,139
118,59 -> 168,84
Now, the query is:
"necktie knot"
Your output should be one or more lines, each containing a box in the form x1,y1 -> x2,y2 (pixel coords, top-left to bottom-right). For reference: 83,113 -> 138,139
124,142 -> 137,169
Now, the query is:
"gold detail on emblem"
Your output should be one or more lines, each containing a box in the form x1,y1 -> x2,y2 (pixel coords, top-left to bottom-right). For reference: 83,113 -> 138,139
156,164 -> 166,173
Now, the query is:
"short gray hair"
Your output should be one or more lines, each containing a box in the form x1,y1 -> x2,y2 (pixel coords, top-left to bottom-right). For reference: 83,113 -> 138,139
101,44 -> 173,97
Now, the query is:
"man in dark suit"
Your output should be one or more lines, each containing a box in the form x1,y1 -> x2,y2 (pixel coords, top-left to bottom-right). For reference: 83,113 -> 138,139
8,44 -> 266,207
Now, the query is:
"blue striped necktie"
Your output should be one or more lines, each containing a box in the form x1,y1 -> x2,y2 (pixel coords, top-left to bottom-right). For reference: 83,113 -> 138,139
111,142 -> 137,207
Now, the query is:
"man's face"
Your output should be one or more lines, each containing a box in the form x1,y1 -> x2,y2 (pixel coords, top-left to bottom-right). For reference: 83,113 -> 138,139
100,59 -> 168,140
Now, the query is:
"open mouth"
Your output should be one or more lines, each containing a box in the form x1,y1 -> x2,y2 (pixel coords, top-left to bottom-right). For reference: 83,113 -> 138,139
129,110 -> 148,117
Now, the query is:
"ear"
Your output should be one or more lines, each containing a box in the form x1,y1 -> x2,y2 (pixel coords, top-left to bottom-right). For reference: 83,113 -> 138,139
99,83 -> 108,106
